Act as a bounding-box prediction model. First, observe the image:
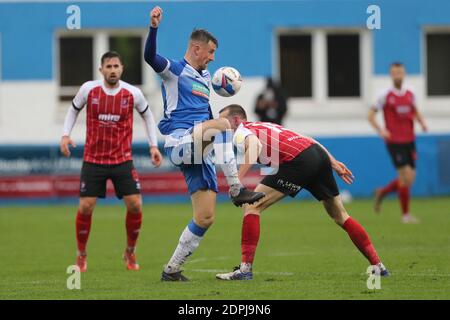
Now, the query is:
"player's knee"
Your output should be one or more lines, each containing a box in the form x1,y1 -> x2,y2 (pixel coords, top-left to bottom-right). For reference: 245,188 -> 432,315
79,201 -> 95,215
195,212 -> 215,228
334,214 -> 348,227
126,199 -> 142,214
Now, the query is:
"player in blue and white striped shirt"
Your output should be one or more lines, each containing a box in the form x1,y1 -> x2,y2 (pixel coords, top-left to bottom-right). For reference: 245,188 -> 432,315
144,6 -> 265,281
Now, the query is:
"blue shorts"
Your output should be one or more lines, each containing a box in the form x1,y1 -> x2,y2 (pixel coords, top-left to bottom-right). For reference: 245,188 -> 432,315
164,128 -> 218,195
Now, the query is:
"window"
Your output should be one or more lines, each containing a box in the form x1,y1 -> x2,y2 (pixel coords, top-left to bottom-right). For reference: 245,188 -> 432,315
427,33 -> 450,96
327,34 -> 360,97
278,31 -> 362,100
58,33 -> 147,102
59,37 -> 93,100
279,35 -> 312,98
109,36 -> 142,85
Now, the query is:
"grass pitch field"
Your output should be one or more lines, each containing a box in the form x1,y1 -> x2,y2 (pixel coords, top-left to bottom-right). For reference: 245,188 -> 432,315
0,197 -> 449,300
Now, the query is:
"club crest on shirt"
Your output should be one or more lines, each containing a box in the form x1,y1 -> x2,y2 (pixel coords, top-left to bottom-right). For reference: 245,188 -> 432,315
121,98 -> 129,108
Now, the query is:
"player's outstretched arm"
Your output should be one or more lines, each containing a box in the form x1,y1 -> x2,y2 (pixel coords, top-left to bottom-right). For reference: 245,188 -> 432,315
144,6 -> 168,73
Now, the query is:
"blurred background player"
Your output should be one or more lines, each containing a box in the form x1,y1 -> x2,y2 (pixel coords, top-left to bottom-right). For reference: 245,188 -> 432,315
216,104 -> 389,280
144,6 -> 264,281
368,62 -> 428,224
254,77 -> 288,125
60,51 -> 163,272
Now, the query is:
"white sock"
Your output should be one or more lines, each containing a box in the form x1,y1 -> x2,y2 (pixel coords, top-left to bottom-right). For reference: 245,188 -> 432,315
213,131 -> 241,188
164,226 -> 203,273
240,262 -> 252,273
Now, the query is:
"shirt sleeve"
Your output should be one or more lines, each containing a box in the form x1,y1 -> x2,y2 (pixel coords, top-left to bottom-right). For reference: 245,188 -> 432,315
72,81 -> 91,110
373,90 -> 388,111
144,26 -> 169,73
410,91 -> 418,110
233,126 -> 255,154
62,105 -> 80,136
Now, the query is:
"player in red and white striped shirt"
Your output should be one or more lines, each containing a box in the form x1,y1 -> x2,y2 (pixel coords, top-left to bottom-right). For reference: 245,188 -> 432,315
368,62 -> 428,224
216,104 -> 389,280
60,51 -> 163,272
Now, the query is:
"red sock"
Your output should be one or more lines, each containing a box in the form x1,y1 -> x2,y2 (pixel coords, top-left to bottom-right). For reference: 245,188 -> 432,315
380,179 -> 398,197
126,211 -> 142,248
76,210 -> 92,253
241,214 -> 260,264
397,186 -> 410,215
342,217 -> 380,265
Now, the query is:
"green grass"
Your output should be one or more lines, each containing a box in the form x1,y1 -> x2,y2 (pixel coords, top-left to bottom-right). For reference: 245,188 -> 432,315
0,197 -> 449,300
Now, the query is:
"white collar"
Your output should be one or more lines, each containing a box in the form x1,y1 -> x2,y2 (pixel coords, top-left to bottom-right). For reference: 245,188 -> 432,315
101,80 -> 122,96
392,85 -> 407,96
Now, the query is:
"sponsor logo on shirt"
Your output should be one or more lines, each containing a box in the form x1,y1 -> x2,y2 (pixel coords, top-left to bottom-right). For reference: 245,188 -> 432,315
192,83 -> 210,99
396,105 -> 412,114
91,98 -> 99,105
98,114 -> 121,122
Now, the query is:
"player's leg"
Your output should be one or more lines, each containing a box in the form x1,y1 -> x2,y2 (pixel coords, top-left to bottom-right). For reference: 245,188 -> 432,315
322,196 -> 389,275
122,194 -> 143,270
216,184 -> 285,280
76,196 -> 97,272
111,161 -> 143,270
374,178 -> 398,213
192,118 -> 265,206
161,155 -> 219,281
75,162 -> 107,272
304,144 -> 389,275
374,143 -> 401,213
397,164 -> 418,223
162,189 -> 217,281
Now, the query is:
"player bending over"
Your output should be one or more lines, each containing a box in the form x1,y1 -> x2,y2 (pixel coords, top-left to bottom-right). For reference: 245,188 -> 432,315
144,6 -> 264,281
215,104 -> 390,280
60,51 -> 163,272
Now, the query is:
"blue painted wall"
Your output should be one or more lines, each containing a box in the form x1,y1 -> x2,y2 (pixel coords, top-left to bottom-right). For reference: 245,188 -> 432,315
1,0 -> 450,80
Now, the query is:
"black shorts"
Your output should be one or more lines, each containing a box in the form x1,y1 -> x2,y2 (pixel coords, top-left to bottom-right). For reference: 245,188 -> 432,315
80,161 -> 141,199
260,144 -> 340,201
386,142 -> 417,169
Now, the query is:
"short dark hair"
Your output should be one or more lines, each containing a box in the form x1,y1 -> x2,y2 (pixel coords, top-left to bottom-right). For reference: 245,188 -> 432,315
190,29 -> 218,47
101,51 -> 123,65
219,104 -> 247,120
390,61 -> 404,68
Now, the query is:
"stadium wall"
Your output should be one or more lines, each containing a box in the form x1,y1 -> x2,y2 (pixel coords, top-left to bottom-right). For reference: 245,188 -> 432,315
0,0 -> 450,145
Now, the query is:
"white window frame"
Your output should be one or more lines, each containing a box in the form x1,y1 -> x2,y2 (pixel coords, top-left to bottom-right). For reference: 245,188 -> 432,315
274,28 -> 372,118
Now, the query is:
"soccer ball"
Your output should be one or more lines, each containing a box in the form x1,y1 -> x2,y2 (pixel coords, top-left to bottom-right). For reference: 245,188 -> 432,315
211,67 -> 242,97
